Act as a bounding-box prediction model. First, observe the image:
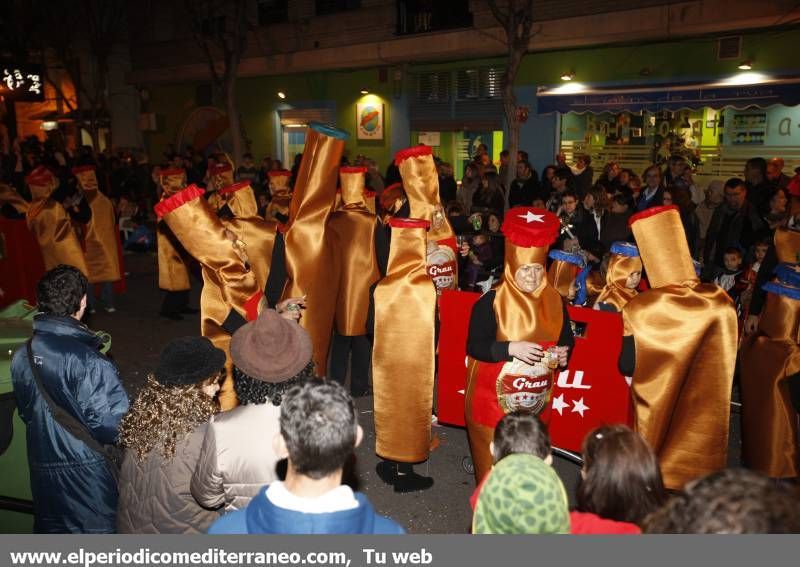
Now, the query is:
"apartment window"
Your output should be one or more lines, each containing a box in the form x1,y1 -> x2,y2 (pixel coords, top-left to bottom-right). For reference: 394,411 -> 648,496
257,0 -> 289,25
456,67 -> 503,101
396,0 -> 472,35
416,72 -> 451,104
316,0 -> 361,16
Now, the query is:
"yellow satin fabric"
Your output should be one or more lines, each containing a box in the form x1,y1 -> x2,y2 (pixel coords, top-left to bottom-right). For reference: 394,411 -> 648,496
740,292 -> 800,478
158,171 -> 186,196
594,254 -> 642,311
0,183 -> 29,214
281,128 -> 344,376
547,259 -> 579,300
585,270 -> 604,304
774,227 -> 800,263
365,193 -> 376,215
265,175 -> 292,222
161,192 -> 260,410
463,366 -> 495,482
209,168 -> 234,192
397,151 -> 456,243
373,222 -> 437,462
75,169 -> 121,283
222,184 -> 277,291
495,242 -> 563,343
156,174 -> 191,291
622,284 -> 737,489
634,209 -> 697,288
328,170 -> 380,336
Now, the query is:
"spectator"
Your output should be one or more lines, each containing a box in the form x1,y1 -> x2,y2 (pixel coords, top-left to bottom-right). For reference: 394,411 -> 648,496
744,157 -> 773,209
11,265 -> 129,533
498,149 -> 510,183
572,425 -> 666,534
760,186 -> 789,232
541,165 -> 557,196
546,166 -> 574,212
508,160 -> 541,207
600,193 -> 634,250
365,158 -> 385,196
695,180 -> 724,253
472,454 -> 570,534
670,185 -> 701,259
597,161 -> 621,193
191,308 -> 315,512
767,157 -> 791,189
437,161 -> 457,204
235,153 -> 258,185
458,162 -> 481,214
572,154 -> 593,198
703,178 -> 765,280
557,189 -> 599,256
471,171 -> 505,217
636,165 -> 665,211
116,337 -> 225,534
459,232 -> 497,291
713,247 -> 747,303
582,185 -> 609,255
208,380 -> 404,534
644,468 -> 800,534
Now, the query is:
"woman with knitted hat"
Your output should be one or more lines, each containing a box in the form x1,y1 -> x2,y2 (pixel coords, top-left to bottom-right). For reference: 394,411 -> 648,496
191,308 -> 315,512
117,336 -> 226,533
465,207 -> 574,483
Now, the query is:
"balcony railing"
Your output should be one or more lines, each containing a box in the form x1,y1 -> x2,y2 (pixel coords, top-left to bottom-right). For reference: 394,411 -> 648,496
396,0 -> 473,36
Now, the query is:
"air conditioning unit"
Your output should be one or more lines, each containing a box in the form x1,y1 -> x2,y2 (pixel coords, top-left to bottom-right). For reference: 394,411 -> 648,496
717,36 -> 742,60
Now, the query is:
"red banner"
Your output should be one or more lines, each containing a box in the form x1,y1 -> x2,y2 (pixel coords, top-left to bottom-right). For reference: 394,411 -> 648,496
0,219 -> 46,307
437,290 -> 633,453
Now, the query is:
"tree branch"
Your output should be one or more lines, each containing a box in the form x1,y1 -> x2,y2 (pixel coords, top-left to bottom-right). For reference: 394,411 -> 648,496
487,0 -> 510,30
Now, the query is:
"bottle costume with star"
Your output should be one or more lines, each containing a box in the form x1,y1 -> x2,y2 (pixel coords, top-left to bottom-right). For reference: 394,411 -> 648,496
465,207 -> 574,483
619,205 -> 737,490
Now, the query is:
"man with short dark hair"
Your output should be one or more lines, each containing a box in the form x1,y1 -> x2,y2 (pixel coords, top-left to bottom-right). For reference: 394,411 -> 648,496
11,265 -> 129,533
703,178 -> 765,280
508,160 -> 541,207
744,157 -> 773,208
208,379 -> 403,534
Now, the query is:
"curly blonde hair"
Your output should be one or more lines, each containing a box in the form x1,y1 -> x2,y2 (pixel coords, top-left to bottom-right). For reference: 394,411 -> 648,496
119,375 -> 219,461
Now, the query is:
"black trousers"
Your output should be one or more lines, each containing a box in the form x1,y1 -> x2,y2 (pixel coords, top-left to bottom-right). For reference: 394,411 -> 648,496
329,332 -> 371,395
161,289 -> 189,315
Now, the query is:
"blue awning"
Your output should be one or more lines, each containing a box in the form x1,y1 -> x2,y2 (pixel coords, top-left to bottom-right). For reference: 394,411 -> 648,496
536,79 -> 800,114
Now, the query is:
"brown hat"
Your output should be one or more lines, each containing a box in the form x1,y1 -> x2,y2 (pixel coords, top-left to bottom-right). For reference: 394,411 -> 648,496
230,308 -> 313,383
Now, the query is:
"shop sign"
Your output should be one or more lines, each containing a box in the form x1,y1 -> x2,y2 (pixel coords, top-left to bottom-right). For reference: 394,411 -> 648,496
0,64 -> 45,102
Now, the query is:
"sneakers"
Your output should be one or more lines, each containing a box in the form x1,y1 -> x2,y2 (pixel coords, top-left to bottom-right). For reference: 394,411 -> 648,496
375,460 -> 434,493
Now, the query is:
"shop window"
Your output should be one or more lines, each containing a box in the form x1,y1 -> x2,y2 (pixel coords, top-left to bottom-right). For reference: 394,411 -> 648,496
257,0 -> 289,25
396,0 -> 473,35
416,72 -> 450,104
316,0 -> 361,16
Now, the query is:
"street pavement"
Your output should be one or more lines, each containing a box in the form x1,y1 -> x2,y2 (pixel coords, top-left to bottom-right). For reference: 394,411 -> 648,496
93,251 -> 741,534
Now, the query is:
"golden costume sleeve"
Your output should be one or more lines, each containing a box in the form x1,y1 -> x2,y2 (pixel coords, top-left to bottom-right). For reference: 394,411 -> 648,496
623,206 -> 737,490
25,167 -> 88,275
220,181 -> 278,292
156,185 -> 262,410
373,218 -> 437,462
281,123 -> 347,376
73,166 -> 121,283
156,168 -> 191,291
327,167 -> 380,336
740,283 -> 800,478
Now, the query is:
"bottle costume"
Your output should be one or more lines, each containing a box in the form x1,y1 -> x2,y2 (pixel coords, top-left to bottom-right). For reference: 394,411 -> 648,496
280,123 -> 348,376
621,205 -> 737,490
547,249 -> 590,306
775,226 -> 800,263
373,218 -> 437,463
264,170 -> 292,225
24,166 -> 88,275
395,146 -> 458,295
205,162 -> 233,211
465,207 -> 572,482
327,167 -> 381,394
155,185 -> 262,410
72,166 -> 121,285
593,242 -> 642,312
155,168 -> 192,309
740,281 -> 800,479
218,181 -> 278,292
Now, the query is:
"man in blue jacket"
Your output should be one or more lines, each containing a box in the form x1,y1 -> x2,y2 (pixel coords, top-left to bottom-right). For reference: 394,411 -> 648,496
209,379 -> 403,534
11,265 -> 129,533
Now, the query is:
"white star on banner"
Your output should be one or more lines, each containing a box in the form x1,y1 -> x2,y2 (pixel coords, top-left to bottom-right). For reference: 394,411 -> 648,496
551,393 -> 569,416
571,397 -> 589,417
518,211 -> 545,223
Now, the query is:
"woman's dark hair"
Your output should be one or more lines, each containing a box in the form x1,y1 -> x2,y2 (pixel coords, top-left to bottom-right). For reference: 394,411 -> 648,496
492,411 -> 551,463
553,166 -> 574,183
577,425 -> 666,526
766,186 -> 788,214
36,264 -> 88,317
586,185 -> 610,212
233,362 -> 316,406
480,171 -> 502,194
613,192 -> 635,210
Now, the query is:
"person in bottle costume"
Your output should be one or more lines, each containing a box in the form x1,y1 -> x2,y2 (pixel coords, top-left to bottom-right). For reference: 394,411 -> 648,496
465,207 -> 573,483
619,205 -> 738,490
155,185 -> 263,411
547,249 -> 590,306
327,166 -> 381,396
264,170 -> 292,225
205,161 -> 234,211
593,242 -> 642,312
24,166 -> 88,275
155,167 -> 193,320
740,273 -> 800,479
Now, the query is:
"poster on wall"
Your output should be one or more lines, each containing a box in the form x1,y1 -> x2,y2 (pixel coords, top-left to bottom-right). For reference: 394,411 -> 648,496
357,102 -> 384,140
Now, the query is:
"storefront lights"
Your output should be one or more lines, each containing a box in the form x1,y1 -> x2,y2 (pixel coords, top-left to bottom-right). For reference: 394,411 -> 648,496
560,72 -> 575,81
41,121 -> 58,131
723,72 -> 768,86
551,82 -> 587,94
737,60 -> 753,70
277,91 -> 286,99
360,89 -> 369,94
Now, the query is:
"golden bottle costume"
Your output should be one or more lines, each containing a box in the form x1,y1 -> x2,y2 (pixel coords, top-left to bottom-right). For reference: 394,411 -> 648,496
465,208 -> 568,482
264,170 -> 292,224
155,185 -> 262,410
740,279 -> 800,478
373,218 -> 437,462
280,123 -> 347,376
219,181 -> 278,291
593,242 -> 642,312
72,166 -> 121,284
547,249 -> 589,306
205,162 -> 233,211
774,226 -> 800,263
24,166 -> 88,275
156,168 -> 191,293
622,205 -> 737,490
395,146 -> 458,295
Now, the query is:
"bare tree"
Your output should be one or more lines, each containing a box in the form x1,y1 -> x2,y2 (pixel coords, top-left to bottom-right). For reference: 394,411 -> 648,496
185,0 -> 250,167
487,0 -> 536,209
